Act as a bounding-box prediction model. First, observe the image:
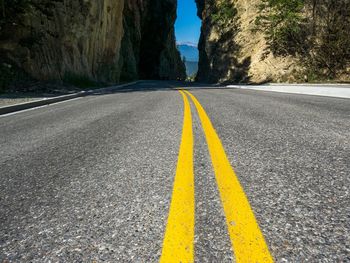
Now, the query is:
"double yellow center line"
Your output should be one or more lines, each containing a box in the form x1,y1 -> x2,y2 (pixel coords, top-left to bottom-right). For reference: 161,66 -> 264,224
160,90 -> 274,262
160,91 -> 195,262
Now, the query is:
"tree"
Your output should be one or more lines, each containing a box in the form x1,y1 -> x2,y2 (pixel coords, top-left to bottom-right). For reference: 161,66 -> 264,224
211,1 -> 237,28
255,0 -> 306,56
255,0 -> 350,79
1,0 -> 5,18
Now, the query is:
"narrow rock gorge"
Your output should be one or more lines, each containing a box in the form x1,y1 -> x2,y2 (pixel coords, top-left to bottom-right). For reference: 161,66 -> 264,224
0,0 -> 185,89
1,0 -> 349,89
120,0 -> 186,81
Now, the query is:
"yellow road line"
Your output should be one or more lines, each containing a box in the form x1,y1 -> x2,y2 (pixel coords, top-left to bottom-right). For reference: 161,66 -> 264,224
184,90 -> 273,263
160,90 -> 195,263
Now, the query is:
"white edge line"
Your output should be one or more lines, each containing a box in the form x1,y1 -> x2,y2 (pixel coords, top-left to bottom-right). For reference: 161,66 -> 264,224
0,97 -> 82,118
0,81 -> 141,117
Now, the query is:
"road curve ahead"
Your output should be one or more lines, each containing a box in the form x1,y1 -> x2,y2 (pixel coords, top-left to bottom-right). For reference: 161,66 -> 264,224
1,81 -> 349,262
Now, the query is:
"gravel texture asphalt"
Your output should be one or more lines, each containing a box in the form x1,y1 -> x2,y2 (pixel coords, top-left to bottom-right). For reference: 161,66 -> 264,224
0,81 -> 349,262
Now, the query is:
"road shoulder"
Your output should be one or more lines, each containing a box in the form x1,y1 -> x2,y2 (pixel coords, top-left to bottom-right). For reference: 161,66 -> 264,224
227,84 -> 350,99
0,81 -> 140,115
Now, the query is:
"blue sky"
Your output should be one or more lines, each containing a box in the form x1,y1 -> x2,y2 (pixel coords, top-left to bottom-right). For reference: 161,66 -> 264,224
175,0 -> 201,45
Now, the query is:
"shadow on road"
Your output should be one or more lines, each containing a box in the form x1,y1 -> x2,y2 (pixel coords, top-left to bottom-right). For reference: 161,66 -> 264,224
87,80 -> 217,96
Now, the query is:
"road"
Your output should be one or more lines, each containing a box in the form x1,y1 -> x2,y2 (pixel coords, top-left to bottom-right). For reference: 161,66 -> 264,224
1,81 -> 349,262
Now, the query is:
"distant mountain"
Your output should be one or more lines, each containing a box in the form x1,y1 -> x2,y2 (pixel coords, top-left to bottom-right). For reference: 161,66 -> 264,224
185,61 -> 198,77
177,41 -> 197,47
177,43 -> 199,77
177,43 -> 199,62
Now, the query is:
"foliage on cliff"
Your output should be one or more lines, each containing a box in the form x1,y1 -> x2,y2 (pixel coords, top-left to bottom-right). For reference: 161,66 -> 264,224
0,0 -> 59,25
211,1 -> 237,28
196,0 -> 349,84
256,0 -> 350,79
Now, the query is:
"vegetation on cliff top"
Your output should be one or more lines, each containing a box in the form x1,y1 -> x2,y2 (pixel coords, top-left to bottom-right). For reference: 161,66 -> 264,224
256,0 -> 350,79
211,1 -> 237,28
1,0 -> 58,25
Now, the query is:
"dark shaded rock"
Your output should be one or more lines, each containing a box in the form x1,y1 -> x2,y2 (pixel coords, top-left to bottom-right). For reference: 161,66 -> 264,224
0,0 -> 185,90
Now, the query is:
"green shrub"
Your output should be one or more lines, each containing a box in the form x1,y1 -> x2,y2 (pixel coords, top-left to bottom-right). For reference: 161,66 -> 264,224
255,0 -> 306,56
0,62 -> 33,92
212,1 -> 237,27
255,0 -> 350,79
63,73 -> 100,89
1,0 -> 32,25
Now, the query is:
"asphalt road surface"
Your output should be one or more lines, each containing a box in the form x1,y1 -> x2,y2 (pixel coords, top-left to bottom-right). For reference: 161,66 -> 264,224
1,81 -> 349,262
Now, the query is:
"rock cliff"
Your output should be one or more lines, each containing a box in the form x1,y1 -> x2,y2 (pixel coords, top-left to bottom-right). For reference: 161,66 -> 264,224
0,0 -> 185,89
119,0 -> 186,81
195,0 -> 350,84
195,0 -> 298,83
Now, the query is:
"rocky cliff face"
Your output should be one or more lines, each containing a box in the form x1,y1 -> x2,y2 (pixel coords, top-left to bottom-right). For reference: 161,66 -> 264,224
0,0 -> 185,88
119,0 -> 186,81
195,0 -> 298,84
196,0 -> 350,84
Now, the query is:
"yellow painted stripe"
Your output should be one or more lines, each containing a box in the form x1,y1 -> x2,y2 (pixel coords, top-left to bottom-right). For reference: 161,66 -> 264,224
184,90 -> 273,263
160,90 -> 195,263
